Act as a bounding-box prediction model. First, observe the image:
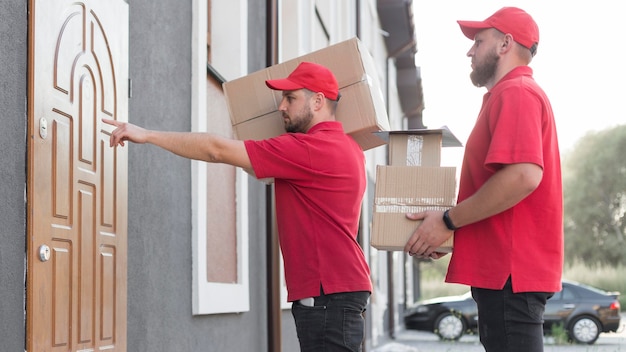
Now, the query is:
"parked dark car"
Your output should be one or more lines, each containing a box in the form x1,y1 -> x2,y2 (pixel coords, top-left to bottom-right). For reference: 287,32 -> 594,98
404,280 -> 621,344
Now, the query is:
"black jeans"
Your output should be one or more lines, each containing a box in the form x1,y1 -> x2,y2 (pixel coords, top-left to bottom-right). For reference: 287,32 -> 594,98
291,288 -> 370,352
471,277 -> 552,352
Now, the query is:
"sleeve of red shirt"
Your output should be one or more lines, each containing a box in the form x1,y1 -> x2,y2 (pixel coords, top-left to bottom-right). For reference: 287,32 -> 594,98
244,136 -> 312,181
484,86 -> 545,172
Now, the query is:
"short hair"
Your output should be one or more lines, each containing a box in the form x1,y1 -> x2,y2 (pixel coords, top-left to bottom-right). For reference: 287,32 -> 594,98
494,29 -> 533,63
304,88 -> 339,114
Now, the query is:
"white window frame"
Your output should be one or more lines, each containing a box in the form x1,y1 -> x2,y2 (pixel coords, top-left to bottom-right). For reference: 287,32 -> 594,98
190,0 -> 250,315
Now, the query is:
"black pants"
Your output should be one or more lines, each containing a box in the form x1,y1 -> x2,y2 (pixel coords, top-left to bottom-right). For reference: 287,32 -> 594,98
472,277 -> 552,352
291,288 -> 369,352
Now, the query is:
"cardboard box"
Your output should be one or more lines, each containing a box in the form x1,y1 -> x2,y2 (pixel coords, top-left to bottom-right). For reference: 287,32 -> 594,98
390,133 -> 442,166
371,165 -> 457,252
223,37 -> 390,151
375,127 -> 463,166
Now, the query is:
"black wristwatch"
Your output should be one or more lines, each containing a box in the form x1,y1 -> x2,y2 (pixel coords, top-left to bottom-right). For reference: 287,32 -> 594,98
442,209 -> 458,231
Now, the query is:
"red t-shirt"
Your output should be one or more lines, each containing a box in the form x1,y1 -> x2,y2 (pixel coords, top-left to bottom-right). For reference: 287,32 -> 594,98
245,121 -> 372,301
446,66 -> 563,293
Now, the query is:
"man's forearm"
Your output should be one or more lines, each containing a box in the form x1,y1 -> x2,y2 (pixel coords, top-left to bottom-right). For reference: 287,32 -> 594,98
146,131 -> 217,161
144,131 -> 252,170
449,162 -> 542,227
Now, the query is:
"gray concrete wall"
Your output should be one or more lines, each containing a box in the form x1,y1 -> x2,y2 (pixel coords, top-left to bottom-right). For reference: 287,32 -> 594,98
244,1 -> 274,350
0,1 -> 27,350
125,1 -> 268,351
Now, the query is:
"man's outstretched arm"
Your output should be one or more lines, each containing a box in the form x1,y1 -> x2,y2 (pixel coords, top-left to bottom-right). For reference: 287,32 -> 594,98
103,118 -> 253,171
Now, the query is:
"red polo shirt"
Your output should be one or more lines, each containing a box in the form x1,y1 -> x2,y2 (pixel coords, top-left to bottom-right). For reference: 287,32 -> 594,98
245,121 -> 372,301
446,66 -> 563,293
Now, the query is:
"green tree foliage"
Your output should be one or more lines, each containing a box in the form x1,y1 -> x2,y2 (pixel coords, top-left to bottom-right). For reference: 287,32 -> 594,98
562,125 -> 626,266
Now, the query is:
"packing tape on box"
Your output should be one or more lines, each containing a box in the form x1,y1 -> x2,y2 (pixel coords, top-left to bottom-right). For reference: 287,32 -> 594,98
406,135 -> 424,166
374,205 -> 450,213
375,196 -> 453,207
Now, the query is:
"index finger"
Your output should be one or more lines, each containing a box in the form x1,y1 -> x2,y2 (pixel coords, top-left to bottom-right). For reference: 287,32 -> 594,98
102,118 -> 120,127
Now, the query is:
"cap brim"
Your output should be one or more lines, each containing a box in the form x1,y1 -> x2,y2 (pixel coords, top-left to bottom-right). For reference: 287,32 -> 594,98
457,20 -> 490,40
265,78 -> 303,91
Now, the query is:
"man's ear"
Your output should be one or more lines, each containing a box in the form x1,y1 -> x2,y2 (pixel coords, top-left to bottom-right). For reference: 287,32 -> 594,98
312,92 -> 325,111
500,33 -> 514,54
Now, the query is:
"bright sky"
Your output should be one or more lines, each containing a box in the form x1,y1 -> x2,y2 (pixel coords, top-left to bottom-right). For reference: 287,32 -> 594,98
412,1 -> 625,165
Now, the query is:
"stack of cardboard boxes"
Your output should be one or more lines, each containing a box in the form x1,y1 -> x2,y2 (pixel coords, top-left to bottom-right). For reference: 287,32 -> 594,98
371,128 -> 461,252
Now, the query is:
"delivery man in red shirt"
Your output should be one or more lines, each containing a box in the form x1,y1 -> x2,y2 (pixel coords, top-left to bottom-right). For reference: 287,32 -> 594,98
105,62 -> 372,352
404,7 -> 563,352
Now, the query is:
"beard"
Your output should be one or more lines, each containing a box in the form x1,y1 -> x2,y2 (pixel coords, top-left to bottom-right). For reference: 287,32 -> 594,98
470,48 -> 499,87
284,104 -> 314,133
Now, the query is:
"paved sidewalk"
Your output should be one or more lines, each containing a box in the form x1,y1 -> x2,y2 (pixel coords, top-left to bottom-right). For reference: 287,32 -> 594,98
371,326 -> 626,352
369,331 -> 626,352
371,312 -> 626,351
371,330 -> 482,352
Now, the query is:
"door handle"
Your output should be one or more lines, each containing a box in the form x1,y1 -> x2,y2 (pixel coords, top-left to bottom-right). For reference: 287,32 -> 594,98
562,304 -> 575,310
39,117 -> 48,139
38,244 -> 51,262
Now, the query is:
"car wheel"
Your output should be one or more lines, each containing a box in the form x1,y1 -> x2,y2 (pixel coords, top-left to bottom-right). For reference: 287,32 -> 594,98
435,311 -> 465,340
569,315 -> 601,344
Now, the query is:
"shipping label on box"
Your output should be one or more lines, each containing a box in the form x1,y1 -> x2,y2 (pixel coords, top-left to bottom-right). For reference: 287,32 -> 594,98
223,37 -> 390,151
371,166 -> 457,252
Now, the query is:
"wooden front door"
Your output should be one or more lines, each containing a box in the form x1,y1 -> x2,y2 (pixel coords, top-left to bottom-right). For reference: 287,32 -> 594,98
27,0 -> 128,350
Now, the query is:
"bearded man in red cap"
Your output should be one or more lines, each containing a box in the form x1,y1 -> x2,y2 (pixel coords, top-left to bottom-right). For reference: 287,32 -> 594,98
404,7 -> 563,352
104,61 -> 371,352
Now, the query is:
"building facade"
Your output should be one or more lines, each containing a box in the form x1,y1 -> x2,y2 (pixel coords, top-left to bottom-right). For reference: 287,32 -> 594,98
1,0 -> 424,350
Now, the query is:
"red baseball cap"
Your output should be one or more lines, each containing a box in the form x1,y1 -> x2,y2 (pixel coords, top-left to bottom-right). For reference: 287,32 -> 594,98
265,61 -> 340,101
457,7 -> 539,56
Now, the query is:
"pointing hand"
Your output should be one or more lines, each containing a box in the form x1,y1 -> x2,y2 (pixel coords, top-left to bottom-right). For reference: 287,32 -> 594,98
102,118 -> 148,147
